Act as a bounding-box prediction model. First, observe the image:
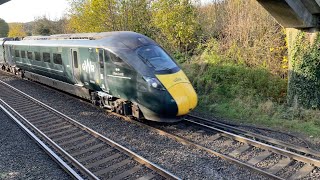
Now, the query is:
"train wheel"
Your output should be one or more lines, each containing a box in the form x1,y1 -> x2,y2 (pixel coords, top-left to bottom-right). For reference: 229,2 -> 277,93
114,101 -> 124,115
90,92 -> 101,106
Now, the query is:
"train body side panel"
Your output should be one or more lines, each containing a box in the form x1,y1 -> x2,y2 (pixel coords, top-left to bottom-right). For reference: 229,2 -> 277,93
0,41 -> 4,64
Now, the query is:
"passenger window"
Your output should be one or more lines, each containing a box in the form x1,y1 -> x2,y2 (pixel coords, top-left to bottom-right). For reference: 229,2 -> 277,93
98,49 -> 104,68
27,51 -> 33,60
53,53 -> 62,65
73,51 -> 78,68
15,50 -> 20,58
21,51 -> 26,58
35,52 -> 41,61
43,52 -> 50,62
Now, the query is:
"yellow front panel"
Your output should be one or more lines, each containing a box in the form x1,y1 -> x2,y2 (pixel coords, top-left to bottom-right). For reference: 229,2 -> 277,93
156,70 -> 198,115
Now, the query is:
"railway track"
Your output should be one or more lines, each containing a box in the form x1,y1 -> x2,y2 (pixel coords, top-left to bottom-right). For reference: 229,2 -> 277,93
0,79 -> 179,180
143,115 -> 320,180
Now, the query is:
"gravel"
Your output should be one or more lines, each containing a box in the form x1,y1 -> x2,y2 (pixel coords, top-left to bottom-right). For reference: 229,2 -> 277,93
0,109 -> 70,180
237,147 -> 264,162
191,111 -> 319,151
276,161 -> 304,179
255,154 -> 282,169
0,72 -> 272,179
300,167 -> 320,180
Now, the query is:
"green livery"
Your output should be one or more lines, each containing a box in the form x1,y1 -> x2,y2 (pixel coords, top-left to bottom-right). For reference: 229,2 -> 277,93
0,32 -> 197,122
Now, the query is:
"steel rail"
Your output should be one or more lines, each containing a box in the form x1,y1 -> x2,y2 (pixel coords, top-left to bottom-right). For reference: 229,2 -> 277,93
135,120 -> 283,179
185,118 -> 320,167
0,99 -> 98,179
0,102 -> 84,180
188,114 -> 320,157
0,79 -> 180,180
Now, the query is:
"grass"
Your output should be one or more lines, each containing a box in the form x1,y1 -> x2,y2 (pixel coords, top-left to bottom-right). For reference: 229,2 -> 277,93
179,50 -> 320,139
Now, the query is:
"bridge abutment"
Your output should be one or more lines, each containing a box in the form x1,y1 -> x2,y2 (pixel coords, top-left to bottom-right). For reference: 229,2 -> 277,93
286,28 -> 320,108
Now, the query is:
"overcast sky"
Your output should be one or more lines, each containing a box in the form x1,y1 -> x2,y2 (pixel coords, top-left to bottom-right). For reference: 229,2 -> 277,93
0,0 -> 69,23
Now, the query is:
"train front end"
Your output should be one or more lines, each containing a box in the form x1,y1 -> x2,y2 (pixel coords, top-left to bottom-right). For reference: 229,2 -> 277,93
135,45 -> 198,122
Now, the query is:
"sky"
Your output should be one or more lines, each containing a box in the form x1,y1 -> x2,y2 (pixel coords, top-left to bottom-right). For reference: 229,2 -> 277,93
0,0 -> 69,23
0,0 -> 214,23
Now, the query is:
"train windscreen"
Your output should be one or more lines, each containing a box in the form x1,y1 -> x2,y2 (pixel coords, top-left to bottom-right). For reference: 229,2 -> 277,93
137,45 -> 177,71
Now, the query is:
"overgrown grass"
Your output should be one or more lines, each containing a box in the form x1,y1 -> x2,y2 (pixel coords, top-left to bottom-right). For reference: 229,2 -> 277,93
180,49 -> 320,138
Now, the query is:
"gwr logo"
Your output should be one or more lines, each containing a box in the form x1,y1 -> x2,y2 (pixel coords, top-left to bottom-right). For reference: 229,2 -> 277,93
82,59 -> 95,73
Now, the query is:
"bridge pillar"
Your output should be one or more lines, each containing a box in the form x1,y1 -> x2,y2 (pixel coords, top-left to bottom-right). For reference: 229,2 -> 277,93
286,28 -> 320,108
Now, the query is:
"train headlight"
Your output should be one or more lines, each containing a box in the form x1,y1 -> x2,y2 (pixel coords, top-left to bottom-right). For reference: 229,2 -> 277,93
144,77 -> 165,91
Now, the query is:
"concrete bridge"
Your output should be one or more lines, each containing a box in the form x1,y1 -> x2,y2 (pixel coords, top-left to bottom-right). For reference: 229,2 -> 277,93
0,0 -> 10,5
257,0 -> 320,28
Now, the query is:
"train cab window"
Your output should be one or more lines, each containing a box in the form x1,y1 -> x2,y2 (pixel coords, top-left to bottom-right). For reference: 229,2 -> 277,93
137,45 -> 177,71
106,51 -> 131,69
53,53 -> 62,65
21,51 -> 26,58
43,52 -> 50,62
109,52 -> 122,63
35,52 -> 41,61
15,50 -> 20,58
27,51 -> 33,60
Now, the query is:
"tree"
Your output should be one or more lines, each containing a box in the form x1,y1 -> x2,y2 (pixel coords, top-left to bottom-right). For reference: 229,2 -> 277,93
0,18 -> 9,37
33,16 -> 53,35
68,0 -> 119,33
197,0 -> 287,77
118,0 -> 152,36
151,0 -> 199,52
67,0 -> 152,35
32,16 -> 68,35
8,23 -> 27,37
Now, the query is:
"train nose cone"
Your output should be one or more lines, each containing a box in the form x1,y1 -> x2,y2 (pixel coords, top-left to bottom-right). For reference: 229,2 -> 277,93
156,70 -> 198,116
168,83 -> 198,116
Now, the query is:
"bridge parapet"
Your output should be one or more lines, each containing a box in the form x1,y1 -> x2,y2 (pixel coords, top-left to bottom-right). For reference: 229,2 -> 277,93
257,0 -> 320,28
0,0 -> 10,5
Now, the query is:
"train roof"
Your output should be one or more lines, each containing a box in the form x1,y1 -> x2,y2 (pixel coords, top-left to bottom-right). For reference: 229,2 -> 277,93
4,31 -> 157,50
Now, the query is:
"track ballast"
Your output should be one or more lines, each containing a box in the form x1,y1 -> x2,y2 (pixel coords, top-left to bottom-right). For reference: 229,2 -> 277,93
143,115 -> 320,180
0,79 -> 179,180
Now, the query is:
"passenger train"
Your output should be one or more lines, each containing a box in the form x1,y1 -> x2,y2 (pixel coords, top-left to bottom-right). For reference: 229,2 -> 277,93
0,32 -> 197,122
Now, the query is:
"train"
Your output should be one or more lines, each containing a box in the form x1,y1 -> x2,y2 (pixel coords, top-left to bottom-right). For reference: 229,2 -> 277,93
0,31 -> 197,122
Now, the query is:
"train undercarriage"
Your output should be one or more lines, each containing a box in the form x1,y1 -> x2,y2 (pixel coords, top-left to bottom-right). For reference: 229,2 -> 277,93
0,63 -> 144,120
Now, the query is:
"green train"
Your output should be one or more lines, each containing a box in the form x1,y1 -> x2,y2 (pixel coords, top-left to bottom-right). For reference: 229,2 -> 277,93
0,32 -> 197,122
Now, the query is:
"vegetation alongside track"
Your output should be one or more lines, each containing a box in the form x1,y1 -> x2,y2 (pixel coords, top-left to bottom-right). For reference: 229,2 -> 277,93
181,43 -> 320,138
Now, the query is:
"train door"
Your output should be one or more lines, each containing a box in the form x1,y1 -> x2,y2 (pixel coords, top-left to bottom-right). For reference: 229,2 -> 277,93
98,49 -> 109,92
71,48 -> 83,85
5,45 -> 13,64
104,50 -> 136,100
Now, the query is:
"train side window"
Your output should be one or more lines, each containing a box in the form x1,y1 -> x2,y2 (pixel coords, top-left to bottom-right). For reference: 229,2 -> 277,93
73,51 -> 78,68
21,51 -> 26,58
98,49 -> 104,68
27,51 -> 33,60
35,52 -> 41,61
15,50 -> 20,58
53,53 -> 62,65
43,52 -> 50,63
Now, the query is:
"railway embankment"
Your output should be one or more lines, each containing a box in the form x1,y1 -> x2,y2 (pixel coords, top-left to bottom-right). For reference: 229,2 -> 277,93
181,53 -> 320,143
